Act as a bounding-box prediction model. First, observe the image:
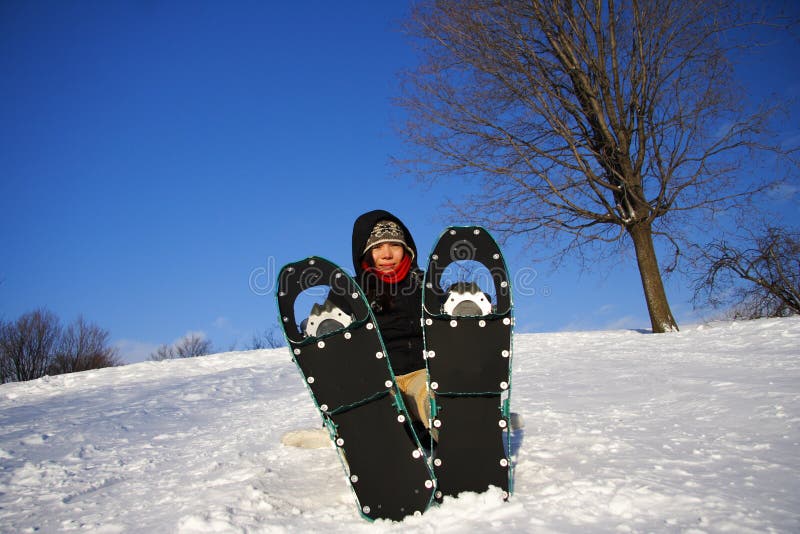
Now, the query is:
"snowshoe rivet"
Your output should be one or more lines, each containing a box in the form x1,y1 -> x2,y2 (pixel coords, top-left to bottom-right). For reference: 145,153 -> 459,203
503,317 -> 511,325
434,458 -> 442,467
307,376 -> 315,384
493,253 -> 500,260
473,228 -> 480,235
279,291 -> 286,297
350,475 -> 358,483
366,323 -> 374,330
499,419 -> 508,428
449,320 -> 457,327
501,281 -> 508,288
430,382 -> 439,390
433,419 -> 442,428
287,267 -> 295,272
426,282 -> 433,288
500,458 -> 509,467
425,318 -> 433,326
431,254 -> 439,261
283,316 -> 289,322
344,332 -> 352,340
427,350 -> 436,358
501,350 -> 510,358
385,380 -> 393,388
362,506 -> 370,514
336,438 -> 344,446
500,381 -> 509,390
308,259 -> 316,265
425,479 -> 434,488
479,320 -> 486,328
412,449 -> 422,459
435,491 -> 443,499
397,414 -> 406,423
449,229 -> 456,235
320,404 -> 328,412
335,272 -> 342,278
293,348 -> 301,355
317,341 -> 325,349
351,292 -> 358,299
375,351 -> 384,359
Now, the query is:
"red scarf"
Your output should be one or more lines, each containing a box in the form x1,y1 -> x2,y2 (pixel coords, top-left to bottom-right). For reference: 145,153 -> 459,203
362,254 -> 412,284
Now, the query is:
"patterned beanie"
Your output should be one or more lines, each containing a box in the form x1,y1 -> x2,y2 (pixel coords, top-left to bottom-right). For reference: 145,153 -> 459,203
362,220 -> 414,260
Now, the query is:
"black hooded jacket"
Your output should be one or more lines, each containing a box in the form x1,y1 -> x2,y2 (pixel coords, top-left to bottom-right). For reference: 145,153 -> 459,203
344,209 -> 425,376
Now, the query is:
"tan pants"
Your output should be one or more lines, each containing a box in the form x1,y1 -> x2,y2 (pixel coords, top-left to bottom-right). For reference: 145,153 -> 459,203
394,368 -> 432,429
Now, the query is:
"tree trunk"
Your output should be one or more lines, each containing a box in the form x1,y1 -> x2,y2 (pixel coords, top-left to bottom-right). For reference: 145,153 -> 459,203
627,223 -> 679,333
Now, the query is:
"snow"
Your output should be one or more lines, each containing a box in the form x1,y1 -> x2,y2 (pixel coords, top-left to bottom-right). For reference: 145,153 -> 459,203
1,317 -> 799,533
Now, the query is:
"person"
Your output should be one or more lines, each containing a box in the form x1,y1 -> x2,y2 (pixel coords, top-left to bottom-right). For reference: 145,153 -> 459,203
338,209 -> 433,439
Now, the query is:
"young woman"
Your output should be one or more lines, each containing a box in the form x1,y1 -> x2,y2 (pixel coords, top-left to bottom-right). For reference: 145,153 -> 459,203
348,209 -> 432,437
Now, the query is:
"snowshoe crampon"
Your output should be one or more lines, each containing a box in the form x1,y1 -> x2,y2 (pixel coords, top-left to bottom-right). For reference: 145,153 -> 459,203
442,281 -> 493,317
303,299 -> 353,337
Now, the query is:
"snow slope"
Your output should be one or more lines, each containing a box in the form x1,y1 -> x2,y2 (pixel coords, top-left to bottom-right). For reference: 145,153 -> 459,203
1,317 -> 798,533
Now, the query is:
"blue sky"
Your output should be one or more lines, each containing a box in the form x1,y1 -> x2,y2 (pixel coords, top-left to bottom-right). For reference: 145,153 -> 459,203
2,1 -> 798,363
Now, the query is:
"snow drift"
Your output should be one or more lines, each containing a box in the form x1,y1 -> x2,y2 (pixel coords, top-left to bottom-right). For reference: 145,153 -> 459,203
1,317 -> 799,532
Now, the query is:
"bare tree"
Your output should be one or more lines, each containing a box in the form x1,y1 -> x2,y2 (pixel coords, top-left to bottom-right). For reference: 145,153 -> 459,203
149,344 -> 176,362
175,333 -> 213,358
692,225 -> 800,319
0,320 -> 7,383
0,309 -> 61,382
149,333 -> 213,361
49,316 -> 122,374
246,326 -> 286,350
0,310 -> 123,383
397,0 -> 795,332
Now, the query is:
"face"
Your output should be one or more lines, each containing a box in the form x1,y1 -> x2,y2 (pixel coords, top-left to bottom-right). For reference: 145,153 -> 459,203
370,242 -> 405,271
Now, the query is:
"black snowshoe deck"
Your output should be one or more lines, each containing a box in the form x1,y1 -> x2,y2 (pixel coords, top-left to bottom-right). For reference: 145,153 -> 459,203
277,257 -> 436,521
423,227 -> 513,499
431,395 -> 509,495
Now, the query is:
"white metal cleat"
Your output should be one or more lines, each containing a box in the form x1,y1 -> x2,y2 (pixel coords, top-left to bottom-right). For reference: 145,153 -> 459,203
303,300 -> 353,337
442,282 -> 493,316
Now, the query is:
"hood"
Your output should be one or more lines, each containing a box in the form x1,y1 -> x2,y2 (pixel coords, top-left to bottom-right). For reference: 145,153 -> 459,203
351,209 -> 418,275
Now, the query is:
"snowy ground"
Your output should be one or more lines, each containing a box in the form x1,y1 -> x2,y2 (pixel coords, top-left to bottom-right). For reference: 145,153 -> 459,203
1,317 -> 798,533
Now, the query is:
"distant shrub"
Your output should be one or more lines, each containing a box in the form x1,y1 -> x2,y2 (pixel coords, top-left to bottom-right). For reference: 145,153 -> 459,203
49,316 -> 122,375
0,309 -> 121,383
149,333 -> 213,361
246,326 -> 285,350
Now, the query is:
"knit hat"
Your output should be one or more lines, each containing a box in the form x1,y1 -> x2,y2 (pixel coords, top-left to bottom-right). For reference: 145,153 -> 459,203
362,220 -> 415,260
